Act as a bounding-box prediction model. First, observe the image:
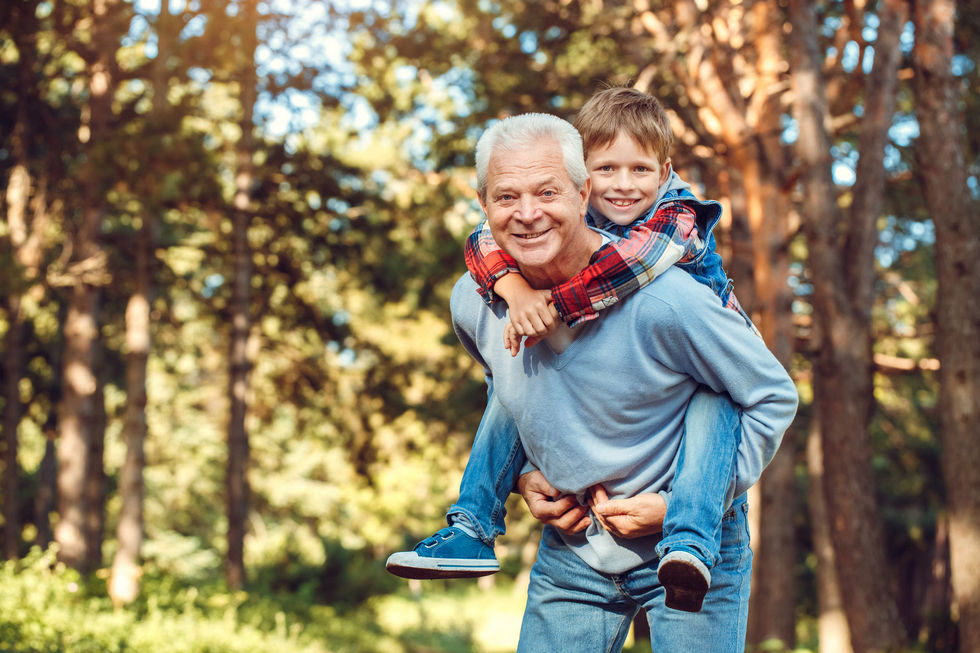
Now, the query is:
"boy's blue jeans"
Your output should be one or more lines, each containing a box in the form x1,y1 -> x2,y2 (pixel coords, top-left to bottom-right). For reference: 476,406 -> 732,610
447,386 -> 742,572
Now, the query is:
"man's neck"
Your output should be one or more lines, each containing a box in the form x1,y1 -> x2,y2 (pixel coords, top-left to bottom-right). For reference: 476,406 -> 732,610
522,229 -> 603,289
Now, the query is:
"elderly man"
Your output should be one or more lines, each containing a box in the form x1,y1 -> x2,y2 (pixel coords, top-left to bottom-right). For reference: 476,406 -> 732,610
448,113 -> 797,651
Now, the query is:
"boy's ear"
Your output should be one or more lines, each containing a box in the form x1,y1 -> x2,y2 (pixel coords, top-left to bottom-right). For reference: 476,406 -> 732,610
659,159 -> 672,186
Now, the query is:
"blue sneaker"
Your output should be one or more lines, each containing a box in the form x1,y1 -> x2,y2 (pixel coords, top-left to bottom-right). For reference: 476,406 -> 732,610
386,527 -> 500,579
657,550 -> 711,612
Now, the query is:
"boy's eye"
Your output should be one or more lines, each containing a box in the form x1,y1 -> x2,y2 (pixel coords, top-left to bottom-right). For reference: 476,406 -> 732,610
635,166 -> 649,173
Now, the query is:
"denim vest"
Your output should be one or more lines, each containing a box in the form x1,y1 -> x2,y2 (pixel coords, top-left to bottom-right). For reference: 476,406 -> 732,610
586,186 -> 736,309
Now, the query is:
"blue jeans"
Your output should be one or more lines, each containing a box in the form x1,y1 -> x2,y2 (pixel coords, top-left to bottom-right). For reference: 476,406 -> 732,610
448,386 -> 741,570
656,389 -> 742,568
518,497 -> 752,652
446,388 -> 526,545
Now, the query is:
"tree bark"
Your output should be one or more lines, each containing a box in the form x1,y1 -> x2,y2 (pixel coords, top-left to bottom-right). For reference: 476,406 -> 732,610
806,415 -> 853,653
2,0 -> 43,561
226,0 -> 259,590
912,2 -> 980,650
109,221 -> 149,607
787,1 -> 907,651
108,0 -> 178,607
55,0 -> 117,572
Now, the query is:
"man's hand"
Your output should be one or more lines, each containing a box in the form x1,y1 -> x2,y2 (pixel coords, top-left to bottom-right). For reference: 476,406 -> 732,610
588,485 -> 666,539
518,470 -> 591,534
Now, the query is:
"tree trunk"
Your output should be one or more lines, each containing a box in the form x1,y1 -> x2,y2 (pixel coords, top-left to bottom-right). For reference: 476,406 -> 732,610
787,1 -> 906,650
55,0 -> 116,572
109,222 -> 149,607
807,415 -> 853,653
108,0 -> 178,606
912,2 -> 980,650
2,0 -> 43,561
226,0 -> 258,590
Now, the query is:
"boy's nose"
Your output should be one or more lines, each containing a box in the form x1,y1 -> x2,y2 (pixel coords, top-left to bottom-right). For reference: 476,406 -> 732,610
612,170 -> 633,190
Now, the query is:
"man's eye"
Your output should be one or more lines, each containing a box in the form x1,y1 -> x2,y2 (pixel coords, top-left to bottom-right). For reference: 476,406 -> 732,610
541,190 -> 556,198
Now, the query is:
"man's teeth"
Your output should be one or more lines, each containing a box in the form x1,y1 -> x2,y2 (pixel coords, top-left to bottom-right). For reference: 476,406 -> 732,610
516,231 -> 548,239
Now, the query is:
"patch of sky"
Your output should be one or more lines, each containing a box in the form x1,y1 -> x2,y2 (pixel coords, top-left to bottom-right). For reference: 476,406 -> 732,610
831,143 -> 857,186
863,12 -> 879,42
876,216 -> 934,267
820,14 -> 841,38
187,67 -> 212,85
520,31 -> 538,54
123,13 -> 151,50
952,55 -> 976,76
781,114 -> 798,145
327,197 -> 350,213
842,41 -> 860,73
861,45 -> 875,75
899,21 -> 914,53
889,115 -> 918,147
968,176 -> 979,200
493,16 -> 517,38
882,143 -> 904,172
544,26 -> 562,41
202,273 -> 224,298
332,310 -> 350,326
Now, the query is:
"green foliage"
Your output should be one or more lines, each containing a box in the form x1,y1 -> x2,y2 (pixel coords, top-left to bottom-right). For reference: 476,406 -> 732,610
0,546 -> 518,653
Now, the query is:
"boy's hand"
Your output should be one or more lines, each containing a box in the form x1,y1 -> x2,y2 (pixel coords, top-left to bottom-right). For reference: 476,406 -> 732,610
518,471 -> 591,534
587,485 -> 666,539
495,274 -> 559,354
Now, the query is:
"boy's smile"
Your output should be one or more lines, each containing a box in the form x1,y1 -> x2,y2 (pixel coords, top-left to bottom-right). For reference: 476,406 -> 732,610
586,132 -> 671,226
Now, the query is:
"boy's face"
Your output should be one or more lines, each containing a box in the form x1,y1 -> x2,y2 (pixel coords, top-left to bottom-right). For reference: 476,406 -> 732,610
586,132 -> 671,226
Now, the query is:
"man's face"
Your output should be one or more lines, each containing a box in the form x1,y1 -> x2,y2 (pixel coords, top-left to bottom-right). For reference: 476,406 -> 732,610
586,132 -> 671,226
479,138 -> 591,281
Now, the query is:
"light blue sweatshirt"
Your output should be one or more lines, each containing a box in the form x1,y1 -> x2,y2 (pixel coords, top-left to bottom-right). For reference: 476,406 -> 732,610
451,265 -> 798,574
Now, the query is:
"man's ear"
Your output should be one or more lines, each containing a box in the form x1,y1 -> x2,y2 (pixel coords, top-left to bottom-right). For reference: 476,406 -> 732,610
579,178 -> 591,217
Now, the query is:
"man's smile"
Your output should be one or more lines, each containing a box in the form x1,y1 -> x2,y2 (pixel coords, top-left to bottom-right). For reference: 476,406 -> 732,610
513,229 -> 551,239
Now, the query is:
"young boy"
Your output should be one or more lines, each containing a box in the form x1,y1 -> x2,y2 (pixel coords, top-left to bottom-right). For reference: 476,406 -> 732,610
387,87 -> 759,613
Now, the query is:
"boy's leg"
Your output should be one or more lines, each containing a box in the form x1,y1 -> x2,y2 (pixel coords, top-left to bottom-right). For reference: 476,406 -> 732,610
446,389 -> 526,542
655,388 -> 741,611
642,497 -> 753,651
386,390 -> 526,579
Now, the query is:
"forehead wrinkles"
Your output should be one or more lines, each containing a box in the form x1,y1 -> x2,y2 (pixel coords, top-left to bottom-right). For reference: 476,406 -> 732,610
487,150 -> 569,194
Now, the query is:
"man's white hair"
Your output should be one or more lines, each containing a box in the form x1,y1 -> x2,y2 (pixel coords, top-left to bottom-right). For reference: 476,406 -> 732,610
475,113 -> 588,199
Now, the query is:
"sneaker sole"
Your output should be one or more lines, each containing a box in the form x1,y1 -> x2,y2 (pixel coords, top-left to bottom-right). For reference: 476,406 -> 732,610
658,559 -> 709,612
386,554 -> 499,580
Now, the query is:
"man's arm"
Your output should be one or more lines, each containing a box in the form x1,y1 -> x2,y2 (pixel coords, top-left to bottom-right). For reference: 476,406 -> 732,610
643,278 -> 799,496
551,202 -> 703,326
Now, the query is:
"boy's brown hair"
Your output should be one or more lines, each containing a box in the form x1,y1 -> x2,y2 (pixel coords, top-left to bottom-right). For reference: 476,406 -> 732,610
573,87 -> 673,164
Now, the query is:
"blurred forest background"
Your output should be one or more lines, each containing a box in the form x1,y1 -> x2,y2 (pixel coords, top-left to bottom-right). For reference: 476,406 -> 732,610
1,1 -> 978,652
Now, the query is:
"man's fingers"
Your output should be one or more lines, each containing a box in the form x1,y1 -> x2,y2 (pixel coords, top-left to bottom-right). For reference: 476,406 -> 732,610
552,505 -> 591,533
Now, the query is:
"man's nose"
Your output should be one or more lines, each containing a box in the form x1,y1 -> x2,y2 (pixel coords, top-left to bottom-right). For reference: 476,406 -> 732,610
515,196 -> 542,221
